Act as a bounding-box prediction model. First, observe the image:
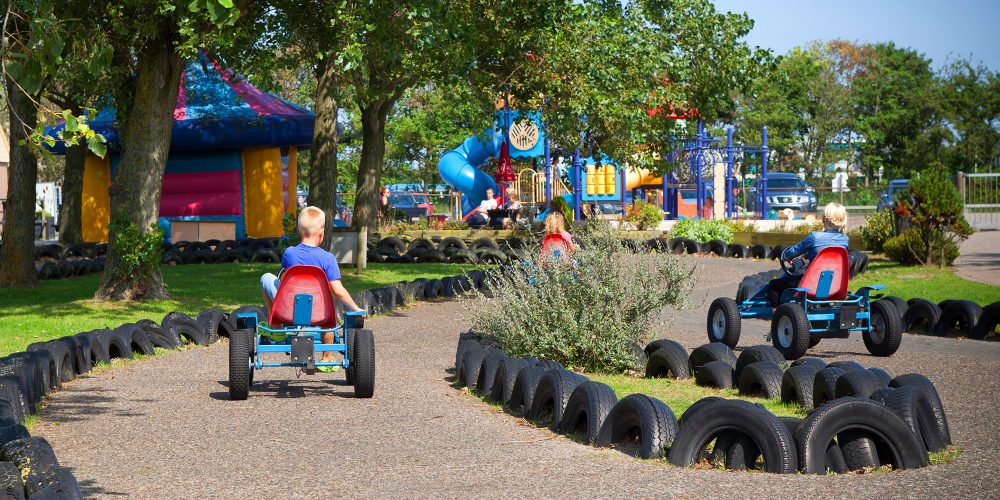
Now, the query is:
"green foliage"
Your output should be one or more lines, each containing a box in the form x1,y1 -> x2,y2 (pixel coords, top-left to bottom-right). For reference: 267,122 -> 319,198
670,219 -> 734,244
884,228 -> 959,267
468,220 -> 694,373
107,215 -> 163,279
896,166 -> 973,267
624,201 -> 663,230
860,209 -> 895,254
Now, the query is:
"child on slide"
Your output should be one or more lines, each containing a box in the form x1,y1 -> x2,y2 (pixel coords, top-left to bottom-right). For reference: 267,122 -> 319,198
260,206 -> 362,372
767,202 -> 849,306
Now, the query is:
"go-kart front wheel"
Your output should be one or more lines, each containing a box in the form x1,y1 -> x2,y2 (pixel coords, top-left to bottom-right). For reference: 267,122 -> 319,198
707,297 -> 741,348
352,329 -> 375,398
229,328 -> 255,400
771,303 -> 811,360
864,300 -> 903,356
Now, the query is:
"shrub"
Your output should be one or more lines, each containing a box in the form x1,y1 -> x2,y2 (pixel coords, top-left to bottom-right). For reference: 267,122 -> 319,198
859,209 -> 895,253
895,166 -> 973,268
624,200 -> 663,230
467,220 -> 694,373
670,219 -> 734,243
884,228 -> 959,266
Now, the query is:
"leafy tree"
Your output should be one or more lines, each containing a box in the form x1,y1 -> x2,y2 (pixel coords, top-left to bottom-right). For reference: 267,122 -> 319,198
895,165 -> 973,268
938,58 -> 1000,173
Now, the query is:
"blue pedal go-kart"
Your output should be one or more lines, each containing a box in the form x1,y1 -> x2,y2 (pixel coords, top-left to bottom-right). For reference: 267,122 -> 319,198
229,265 -> 374,400
706,247 -> 902,360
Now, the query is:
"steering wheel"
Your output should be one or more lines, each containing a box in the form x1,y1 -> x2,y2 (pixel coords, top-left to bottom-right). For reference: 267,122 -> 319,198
780,255 -> 807,277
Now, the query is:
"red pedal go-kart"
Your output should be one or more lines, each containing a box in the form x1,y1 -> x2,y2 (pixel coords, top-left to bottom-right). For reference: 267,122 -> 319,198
231,265 -> 374,399
706,247 -> 903,360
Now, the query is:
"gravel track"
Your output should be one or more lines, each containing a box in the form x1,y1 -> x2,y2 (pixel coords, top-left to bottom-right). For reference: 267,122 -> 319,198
32,256 -> 1000,498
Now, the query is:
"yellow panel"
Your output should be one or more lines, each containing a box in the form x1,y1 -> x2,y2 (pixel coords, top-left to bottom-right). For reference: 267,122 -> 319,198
286,146 -> 298,215
81,154 -> 110,242
242,147 -> 284,238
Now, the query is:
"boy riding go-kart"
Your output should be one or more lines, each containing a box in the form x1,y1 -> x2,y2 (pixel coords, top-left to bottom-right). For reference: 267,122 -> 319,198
706,203 -> 903,360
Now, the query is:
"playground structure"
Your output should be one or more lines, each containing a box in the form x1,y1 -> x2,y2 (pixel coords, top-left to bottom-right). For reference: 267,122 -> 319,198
437,106 -> 773,223
45,53 -> 313,243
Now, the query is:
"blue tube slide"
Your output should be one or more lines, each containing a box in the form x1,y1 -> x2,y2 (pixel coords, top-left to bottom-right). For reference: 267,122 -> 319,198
438,130 -> 502,216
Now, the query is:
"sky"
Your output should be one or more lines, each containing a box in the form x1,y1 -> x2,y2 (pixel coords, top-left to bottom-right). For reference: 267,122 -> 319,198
712,0 -> 1000,70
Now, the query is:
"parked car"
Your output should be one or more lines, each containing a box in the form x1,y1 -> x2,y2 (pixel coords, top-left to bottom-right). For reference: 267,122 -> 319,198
877,179 -> 909,211
388,192 -> 434,219
748,173 -> 818,213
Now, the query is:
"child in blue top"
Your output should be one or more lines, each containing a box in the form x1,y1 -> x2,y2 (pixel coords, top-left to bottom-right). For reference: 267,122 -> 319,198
768,203 -> 850,306
260,206 -> 361,372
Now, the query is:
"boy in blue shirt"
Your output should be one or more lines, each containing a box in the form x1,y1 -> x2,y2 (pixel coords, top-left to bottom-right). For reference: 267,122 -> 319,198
768,203 -> 850,306
260,206 -> 362,372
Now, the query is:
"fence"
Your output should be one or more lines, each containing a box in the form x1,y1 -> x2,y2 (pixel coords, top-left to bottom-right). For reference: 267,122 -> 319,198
960,172 -> 1000,230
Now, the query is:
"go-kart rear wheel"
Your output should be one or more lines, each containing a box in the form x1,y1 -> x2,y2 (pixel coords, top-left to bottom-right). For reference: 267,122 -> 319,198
864,300 -> 903,356
229,328 -> 254,400
353,329 -> 375,398
345,329 -> 357,385
771,303 -> 811,360
707,297 -> 742,348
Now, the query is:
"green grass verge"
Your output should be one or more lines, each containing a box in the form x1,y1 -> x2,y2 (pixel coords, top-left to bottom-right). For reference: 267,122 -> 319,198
0,262 -> 476,356
586,373 -> 806,419
853,259 -> 1000,306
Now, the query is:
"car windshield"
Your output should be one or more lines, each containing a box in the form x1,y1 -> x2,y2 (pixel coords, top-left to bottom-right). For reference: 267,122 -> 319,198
767,178 -> 806,190
388,195 -> 415,206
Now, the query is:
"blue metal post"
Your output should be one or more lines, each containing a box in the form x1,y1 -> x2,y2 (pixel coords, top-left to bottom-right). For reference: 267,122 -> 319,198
661,170 -> 669,220
726,128 -> 734,219
761,126 -> 769,218
695,120 -> 704,218
544,138 -> 552,208
572,148 -> 582,221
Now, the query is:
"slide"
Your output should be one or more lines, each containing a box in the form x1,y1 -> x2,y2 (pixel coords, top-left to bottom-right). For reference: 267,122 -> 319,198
438,129 -> 503,216
624,168 -> 663,190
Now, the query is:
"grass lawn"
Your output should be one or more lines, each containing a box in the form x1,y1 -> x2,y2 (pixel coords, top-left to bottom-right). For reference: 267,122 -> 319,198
852,259 -> 1000,306
0,262 -> 476,356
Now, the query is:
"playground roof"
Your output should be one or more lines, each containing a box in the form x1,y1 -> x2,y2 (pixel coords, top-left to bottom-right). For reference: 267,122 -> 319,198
46,53 -> 314,154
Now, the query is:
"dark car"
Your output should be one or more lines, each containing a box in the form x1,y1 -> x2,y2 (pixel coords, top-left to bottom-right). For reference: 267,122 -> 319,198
877,179 -> 909,211
749,173 -> 818,213
388,193 -> 434,220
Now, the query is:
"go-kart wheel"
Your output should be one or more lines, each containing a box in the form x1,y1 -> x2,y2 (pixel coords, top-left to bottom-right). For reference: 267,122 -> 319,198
345,329 -> 357,385
771,303 -> 811,360
707,297 -> 742,348
808,332 -> 822,348
353,329 -> 375,398
229,328 -> 254,400
864,300 -> 903,356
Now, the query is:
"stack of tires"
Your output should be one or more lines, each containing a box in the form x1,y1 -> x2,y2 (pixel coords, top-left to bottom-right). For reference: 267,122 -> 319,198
642,340 -> 948,473
348,270 -> 488,313
368,235 -> 525,265
902,298 -> 999,340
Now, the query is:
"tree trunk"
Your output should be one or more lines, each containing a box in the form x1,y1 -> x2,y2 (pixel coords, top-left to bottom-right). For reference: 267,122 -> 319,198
58,144 -> 85,244
352,99 -> 394,231
95,37 -> 183,301
0,75 -> 40,288
309,57 -> 340,247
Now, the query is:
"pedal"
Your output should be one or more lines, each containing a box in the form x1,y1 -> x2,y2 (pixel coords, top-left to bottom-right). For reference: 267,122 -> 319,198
290,336 -> 316,375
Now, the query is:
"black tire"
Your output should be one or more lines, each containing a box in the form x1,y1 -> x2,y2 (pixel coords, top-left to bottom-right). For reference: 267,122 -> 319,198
834,369 -> 888,398
678,397 -> 723,428
642,339 -> 684,359
97,328 -> 133,360
596,394 -> 678,460
781,364 -> 821,410
669,399 -> 797,473
973,301 -> 1000,339
864,300 -> 903,356
902,298 -> 941,335
416,249 -> 448,263
528,369 -> 588,428
197,308 -> 234,343
735,282 -> 758,304
0,461 -> 24,500
935,300 -> 983,338
377,237 -> 406,255
723,435 -> 761,470
26,341 -> 74,384
812,367 -> 845,408
694,360 -> 735,389
0,378 -> 27,424
345,329 -> 357,386
558,381 -> 618,443
454,337 -> 480,373
838,429 -> 880,471
407,237 -> 434,252
879,296 -> 907,315
681,238 -> 701,254
57,335 -> 91,376
668,238 -> 687,254
448,249 -> 479,264
795,398 -> 928,474
727,243 -> 750,259
790,357 -> 826,370
827,360 -> 864,372
469,237 -> 499,250
491,358 -> 529,404
507,365 -> 546,414
249,248 -> 280,263
475,247 -> 508,264
136,320 -> 182,350
423,279 -> 444,300
704,239 -> 728,257
688,343 -> 737,375
706,297 -> 741,348
737,361 -> 783,399
228,329 -> 253,400
476,351 -> 507,397
162,312 -> 210,345
749,244 -> 770,259
889,373 -> 952,446
460,347 -> 490,390
770,303 -> 811,360
768,244 -> 788,260
119,323 -> 156,357
735,345 -> 786,379
437,236 -> 467,251
645,344 -> 690,380
871,386 -> 946,452
352,329 -> 375,398
1,437 -> 59,497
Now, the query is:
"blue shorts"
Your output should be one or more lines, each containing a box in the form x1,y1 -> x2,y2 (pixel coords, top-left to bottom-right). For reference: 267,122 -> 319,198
260,273 -> 280,301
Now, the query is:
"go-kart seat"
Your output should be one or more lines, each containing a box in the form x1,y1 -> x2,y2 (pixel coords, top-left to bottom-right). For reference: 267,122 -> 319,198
540,233 -> 572,262
795,246 -> 849,301
268,265 -> 337,328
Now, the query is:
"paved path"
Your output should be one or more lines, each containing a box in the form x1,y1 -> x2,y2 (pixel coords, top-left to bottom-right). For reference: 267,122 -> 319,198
954,230 -> 1000,286
32,257 -> 1000,498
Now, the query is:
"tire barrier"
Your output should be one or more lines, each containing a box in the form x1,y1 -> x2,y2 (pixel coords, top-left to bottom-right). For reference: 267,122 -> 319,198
899,298 -> 997,341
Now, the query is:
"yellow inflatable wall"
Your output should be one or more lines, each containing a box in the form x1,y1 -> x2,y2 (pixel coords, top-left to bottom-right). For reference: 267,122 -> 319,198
242,147 -> 284,238
81,154 -> 111,242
